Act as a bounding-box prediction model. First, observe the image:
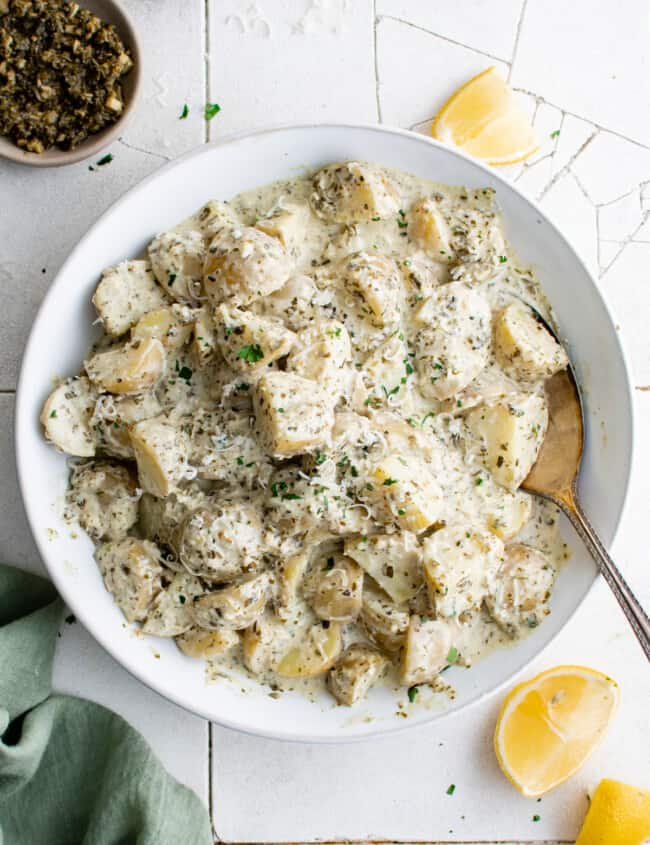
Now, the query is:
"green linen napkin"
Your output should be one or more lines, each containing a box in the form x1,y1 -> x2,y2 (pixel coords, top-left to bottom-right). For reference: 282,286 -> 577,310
0,564 -> 213,845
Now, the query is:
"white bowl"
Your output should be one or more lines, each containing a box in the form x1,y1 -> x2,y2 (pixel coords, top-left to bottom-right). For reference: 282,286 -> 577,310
15,125 -> 634,742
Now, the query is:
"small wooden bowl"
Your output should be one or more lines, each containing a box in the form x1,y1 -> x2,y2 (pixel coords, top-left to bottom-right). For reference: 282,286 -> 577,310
0,0 -> 141,168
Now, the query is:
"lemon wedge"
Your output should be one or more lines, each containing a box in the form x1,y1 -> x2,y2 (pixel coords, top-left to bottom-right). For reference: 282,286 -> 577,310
494,665 -> 619,797
576,779 -> 650,845
432,66 -> 538,165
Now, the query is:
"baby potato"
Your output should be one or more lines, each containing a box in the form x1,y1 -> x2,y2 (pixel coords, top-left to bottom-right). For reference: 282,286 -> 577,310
400,616 -> 453,687
131,304 -> 194,351
414,282 -> 491,401
191,572 -> 272,630
494,301 -> 569,381
370,454 -> 443,534
360,581 -> 410,653
85,338 -> 166,395
192,199 -> 240,241
305,553 -> 363,623
344,531 -> 422,605
67,461 -> 138,542
422,525 -> 504,619
341,251 -> 402,328
178,503 -> 265,581
409,198 -> 454,260
275,548 -> 311,621
204,226 -> 294,307
242,611 -> 293,675
148,230 -> 205,303
129,415 -> 190,498
252,371 -> 335,458
310,161 -> 400,223
275,621 -> 342,678
141,571 -> 204,637
256,203 -> 311,254
91,392 -> 162,460
214,303 -> 296,372
40,376 -> 98,457
465,393 -> 548,492
328,644 -> 388,706
96,537 -> 163,624
175,625 -> 239,658
92,260 -> 169,337
287,320 -> 351,394
484,543 -> 556,635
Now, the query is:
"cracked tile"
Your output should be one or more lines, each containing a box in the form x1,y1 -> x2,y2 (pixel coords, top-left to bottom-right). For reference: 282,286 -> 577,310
209,0 -> 375,137
539,171 -> 598,275
511,0 -> 650,145
598,190 -> 644,243
527,101 -> 563,166
550,113 -> 597,179
377,16 -> 508,128
599,240 -> 623,271
376,0 -> 525,61
119,0 -> 204,156
599,241 -> 650,382
571,131 -> 650,205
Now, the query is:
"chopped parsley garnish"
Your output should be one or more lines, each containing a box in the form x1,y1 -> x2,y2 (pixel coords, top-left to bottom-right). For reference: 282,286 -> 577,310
168,273 -> 177,286
237,344 -> 264,363
236,456 -> 244,466
382,477 -> 398,486
49,410 -> 57,418
446,646 -> 459,664
371,216 -> 381,222
178,366 -> 192,383
97,153 -> 113,166
282,493 -> 302,501
382,384 -> 400,398
204,102 -> 221,120
398,209 -> 406,218
532,814 -> 541,822
179,103 -> 189,119
407,685 -> 419,703
350,465 -> 359,478
498,255 -> 508,263
456,399 -> 463,408
433,361 -> 443,370
178,595 -> 186,604
315,452 -> 327,465
550,129 -> 560,139
225,326 -> 233,337
270,481 -> 287,497
403,258 -> 412,267
327,327 -> 342,337
397,217 -> 408,229
446,784 -> 456,796
405,361 -> 414,376
475,476 -> 484,486
397,508 -> 406,516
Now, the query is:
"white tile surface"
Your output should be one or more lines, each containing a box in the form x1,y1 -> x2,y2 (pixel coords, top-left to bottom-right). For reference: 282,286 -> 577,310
376,16 -> 508,127
538,171 -> 598,276
376,0 -> 525,61
511,0 -> 650,146
208,0 -> 376,139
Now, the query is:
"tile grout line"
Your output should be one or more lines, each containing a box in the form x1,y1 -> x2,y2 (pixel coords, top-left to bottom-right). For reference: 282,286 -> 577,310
381,15 -> 508,64
537,128 -> 599,201
373,4 -> 382,123
507,0 -> 528,82
204,0 -> 211,144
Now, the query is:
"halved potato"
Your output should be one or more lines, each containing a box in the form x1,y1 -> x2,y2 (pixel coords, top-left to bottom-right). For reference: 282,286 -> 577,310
141,571 -> 204,637
91,392 -> 162,460
344,532 -> 422,604
305,554 -> 363,623
191,572 -> 271,630
341,251 -> 402,328
310,161 -> 400,223
131,305 -> 194,351
175,625 -> 239,658
494,302 -> 568,381
256,203 -> 310,254
409,198 -> 454,260
275,621 -> 342,678
40,376 -> 98,457
328,644 -> 388,705
67,461 -> 138,542
96,537 -> 163,624
214,303 -> 296,372
92,260 -> 169,337
129,415 -> 190,498
370,454 -> 443,533
400,616 -> 453,686
85,338 -> 166,395
242,611 -> 292,675
360,581 -> 409,653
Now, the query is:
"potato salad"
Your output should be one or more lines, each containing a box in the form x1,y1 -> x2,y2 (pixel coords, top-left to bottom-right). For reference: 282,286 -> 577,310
41,161 -> 570,706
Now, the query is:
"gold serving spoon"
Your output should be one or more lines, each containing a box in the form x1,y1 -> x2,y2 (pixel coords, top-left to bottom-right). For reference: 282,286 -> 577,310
522,366 -> 650,659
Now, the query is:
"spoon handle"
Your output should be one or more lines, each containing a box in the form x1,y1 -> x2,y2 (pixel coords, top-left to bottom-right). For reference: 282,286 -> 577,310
563,499 -> 650,660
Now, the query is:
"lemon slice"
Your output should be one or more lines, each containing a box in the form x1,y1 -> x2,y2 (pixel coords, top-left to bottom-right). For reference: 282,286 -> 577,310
494,665 -> 619,797
432,66 -> 538,166
576,779 -> 650,845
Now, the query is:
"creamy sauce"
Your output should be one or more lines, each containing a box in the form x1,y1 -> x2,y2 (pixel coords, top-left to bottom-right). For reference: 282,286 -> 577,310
45,161 -> 571,708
